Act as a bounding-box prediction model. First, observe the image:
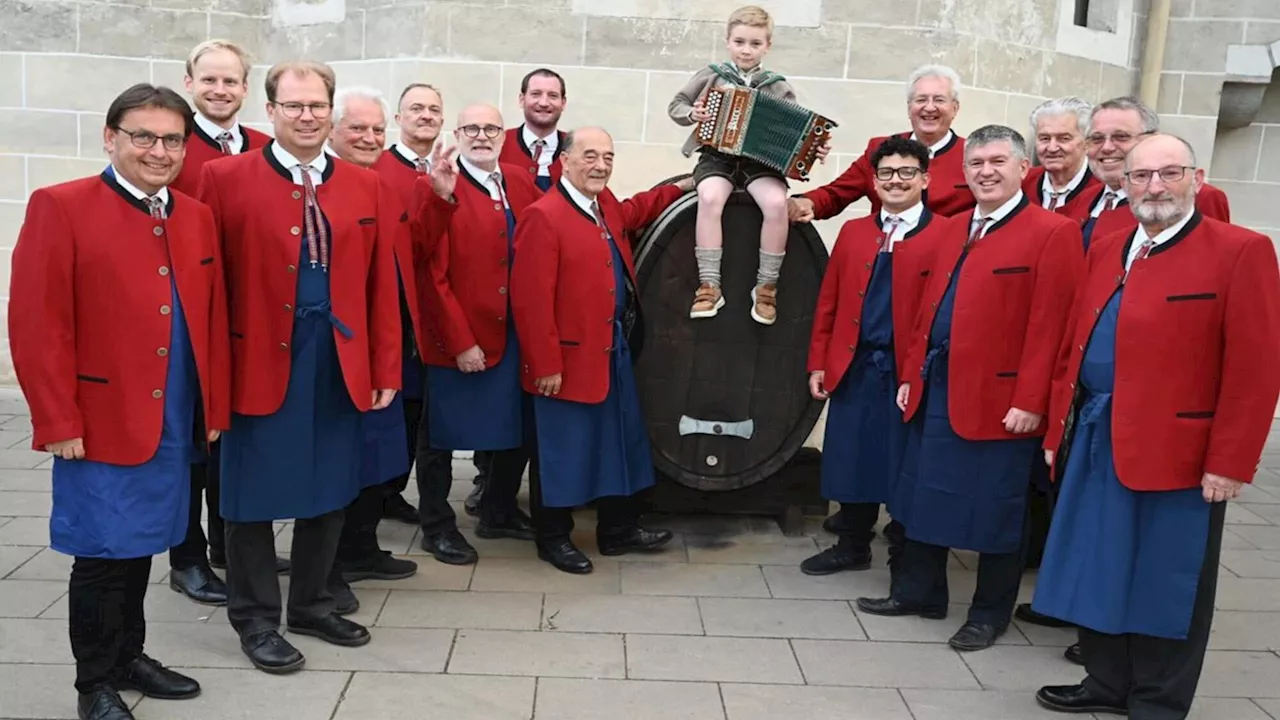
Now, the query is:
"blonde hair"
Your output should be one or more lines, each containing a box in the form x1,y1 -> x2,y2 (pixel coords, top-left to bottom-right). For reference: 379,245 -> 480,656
727,5 -> 773,39
186,39 -> 251,82
264,60 -> 336,104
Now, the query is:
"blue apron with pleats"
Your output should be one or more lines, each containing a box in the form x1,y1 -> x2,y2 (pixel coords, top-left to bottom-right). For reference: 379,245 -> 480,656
898,252 -> 1040,554
51,278 -> 197,559
428,207 -> 525,451
220,212 -> 363,522
532,234 -> 656,508
821,252 -> 908,504
357,264 -> 416,489
1031,289 -> 1210,639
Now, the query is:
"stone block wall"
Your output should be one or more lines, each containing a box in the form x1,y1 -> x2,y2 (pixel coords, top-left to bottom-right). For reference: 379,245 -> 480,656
0,0 -> 1232,384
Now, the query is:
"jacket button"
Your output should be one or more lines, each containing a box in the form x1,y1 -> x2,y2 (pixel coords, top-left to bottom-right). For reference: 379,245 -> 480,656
499,258 -> 508,266
284,303 -> 293,312
279,342 -> 289,350
291,226 -> 301,236
948,272 -> 953,278
494,203 -> 503,212
499,286 -> 507,295
606,259 -> 613,267
853,318 -> 859,324
931,302 -> 937,308
153,226 -> 164,237
1079,344 -> 1084,351
528,167 -> 536,174
292,190 -> 302,200
499,231 -> 506,238
287,264 -> 296,273
1061,419 -> 1066,425
606,318 -> 611,324
864,262 -> 872,269
608,288 -> 615,295
160,305 -> 171,315
848,345 -> 855,352
157,347 -> 168,357
1095,308 -> 1101,315
604,347 -> 612,353
158,266 -> 169,276
152,389 -> 163,399
497,316 -> 505,322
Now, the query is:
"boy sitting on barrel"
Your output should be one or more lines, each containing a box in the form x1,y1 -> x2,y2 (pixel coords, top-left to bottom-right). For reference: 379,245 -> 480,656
668,5 -> 801,325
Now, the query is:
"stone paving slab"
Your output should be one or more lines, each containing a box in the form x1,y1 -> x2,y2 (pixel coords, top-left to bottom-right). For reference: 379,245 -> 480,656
625,634 -> 805,684
534,678 -> 725,720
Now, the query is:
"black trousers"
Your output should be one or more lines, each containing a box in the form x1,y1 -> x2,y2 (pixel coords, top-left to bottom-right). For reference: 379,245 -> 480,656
388,398 -> 422,497
832,503 -> 905,557
337,398 -> 424,562
414,377 -> 528,536
894,494 -> 1031,626
1079,501 -> 1226,720
525,440 -> 641,544
224,509 -> 343,638
69,556 -> 151,693
169,444 -> 224,570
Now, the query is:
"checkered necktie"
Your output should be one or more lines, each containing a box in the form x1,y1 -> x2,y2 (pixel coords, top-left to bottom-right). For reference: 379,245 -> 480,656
1046,189 -> 1068,210
964,217 -> 991,250
414,157 -> 429,174
299,165 -> 330,271
146,195 -> 166,220
215,131 -> 234,155
878,216 -> 902,253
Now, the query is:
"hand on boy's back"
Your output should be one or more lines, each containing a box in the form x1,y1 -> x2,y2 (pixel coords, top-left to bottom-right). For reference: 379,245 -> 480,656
674,176 -> 696,193
787,197 -> 815,223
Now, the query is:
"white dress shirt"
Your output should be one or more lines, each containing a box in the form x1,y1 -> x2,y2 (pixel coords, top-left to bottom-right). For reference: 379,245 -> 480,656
271,142 -> 328,186
110,164 -> 170,206
971,190 -> 1024,239
879,202 -> 924,250
460,155 -> 507,207
521,126 -> 558,178
1127,208 -> 1195,270
1040,161 -> 1089,210
1090,186 -> 1128,218
560,177 -> 602,223
393,142 -> 431,170
910,130 -> 955,158
194,112 -> 244,154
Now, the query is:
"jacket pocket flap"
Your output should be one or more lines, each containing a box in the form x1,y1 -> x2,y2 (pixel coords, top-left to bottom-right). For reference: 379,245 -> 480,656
199,256 -> 215,265
1166,293 -> 1217,302
358,217 -> 376,226
1175,410 -> 1214,419
992,266 -> 1031,275
76,374 -> 108,384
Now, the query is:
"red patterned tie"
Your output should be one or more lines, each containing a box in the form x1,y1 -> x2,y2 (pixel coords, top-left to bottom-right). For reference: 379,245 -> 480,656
591,201 -> 607,231
531,139 -> 545,165
1123,239 -> 1155,284
1102,191 -> 1116,213
215,131 -> 234,155
299,165 -> 330,271
489,171 -> 509,208
147,195 -> 165,220
414,157 -> 429,174
964,217 -> 991,250
878,216 -> 902,252
1047,189 -> 1067,210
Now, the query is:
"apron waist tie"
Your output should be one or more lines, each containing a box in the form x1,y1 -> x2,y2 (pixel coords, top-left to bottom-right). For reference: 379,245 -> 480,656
296,300 -> 354,340
921,340 -> 949,379
857,344 -> 895,379
1078,390 -> 1112,427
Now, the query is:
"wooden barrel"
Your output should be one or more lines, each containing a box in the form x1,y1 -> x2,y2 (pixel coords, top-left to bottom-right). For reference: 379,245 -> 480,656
632,182 -> 829,492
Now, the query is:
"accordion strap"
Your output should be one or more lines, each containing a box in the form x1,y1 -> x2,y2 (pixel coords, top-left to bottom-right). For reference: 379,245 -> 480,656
708,63 -> 787,90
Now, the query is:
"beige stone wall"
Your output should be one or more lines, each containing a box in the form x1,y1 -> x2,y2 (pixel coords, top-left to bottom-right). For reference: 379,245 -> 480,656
2,0 -> 1242,385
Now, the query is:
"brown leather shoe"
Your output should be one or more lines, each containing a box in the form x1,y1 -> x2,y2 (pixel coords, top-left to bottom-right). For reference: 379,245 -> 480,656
751,283 -> 777,325
689,282 -> 725,319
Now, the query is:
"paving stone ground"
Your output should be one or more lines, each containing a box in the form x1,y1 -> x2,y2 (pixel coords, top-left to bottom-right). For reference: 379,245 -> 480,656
2,388 -> 1279,719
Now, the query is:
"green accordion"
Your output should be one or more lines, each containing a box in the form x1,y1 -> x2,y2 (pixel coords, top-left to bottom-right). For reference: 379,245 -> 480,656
695,85 -> 837,181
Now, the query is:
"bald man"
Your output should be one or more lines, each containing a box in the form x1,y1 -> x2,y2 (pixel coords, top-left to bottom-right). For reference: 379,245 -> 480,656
511,127 -> 691,574
412,105 -> 544,565
1032,134 -> 1280,717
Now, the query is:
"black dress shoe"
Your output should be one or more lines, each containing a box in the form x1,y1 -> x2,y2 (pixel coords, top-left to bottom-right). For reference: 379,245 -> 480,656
821,513 -> 839,534
420,529 -> 479,565
948,621 -> 1005,651
1064,642 -> 1084,666
476,511 -> 537,541
1015,602 -> 1075,628
800,544 -> 872,575
240,630 -> 305,675
168,565 -> 227,606
598,527 -> 674,556
382,493 -> 419,525
464,483 -> 483,517
78,688 -> 134,720
856,596 -> 947,620
287,613 -> 371,647
330,581 -> 360,616
1036,684 -> 1128,715
116,654 -> 200,699
538,540 -> 593,574
340,551 -> 418,581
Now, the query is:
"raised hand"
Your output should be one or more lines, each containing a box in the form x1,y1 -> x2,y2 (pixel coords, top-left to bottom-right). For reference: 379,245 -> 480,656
429,142 -> 461,200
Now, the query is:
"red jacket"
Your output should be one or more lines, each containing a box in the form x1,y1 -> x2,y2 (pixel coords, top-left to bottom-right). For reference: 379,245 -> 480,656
171,123 -> 271,196
197,145 -> 401,415
1021,164 -> 1101,224
902,195 -> 1084,439
1078,182 -> 1232,246
802,132 -> 976,220
500,126 -> 565,190
1045,214 -> 1280,490
9,173 -> 231,463
415,162 -> 543,367
511,182 -> 683,403
808,209 -> 950,388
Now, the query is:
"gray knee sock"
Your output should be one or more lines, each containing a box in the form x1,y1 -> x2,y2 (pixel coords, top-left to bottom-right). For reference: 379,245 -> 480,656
757,250 -> 785,286
695,247 -> 723,286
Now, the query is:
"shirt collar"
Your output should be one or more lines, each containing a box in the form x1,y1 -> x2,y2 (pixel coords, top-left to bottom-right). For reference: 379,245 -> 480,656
271,142 -> 328,175
1093,185 -> 1127,212
1133,207 -> 1196,252
393,142 -> 429,166
459,155 -> 500,186
560,176 -> 598,216
910,130 -> 954,157
194,112 -> 243,152
1041,161 -> 1089,203
109,164 -> 169,205
521,125 -> 559,152
880,202 -> 923,228
975,190 -> 1024,225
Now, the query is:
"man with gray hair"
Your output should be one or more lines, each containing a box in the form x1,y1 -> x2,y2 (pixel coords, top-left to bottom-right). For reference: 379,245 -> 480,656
1023,96 -> 1099,220
326,86 -> 422,609
1032,133 -> 1280,717
789,63 -> 975,223
857,125 -> 1084,652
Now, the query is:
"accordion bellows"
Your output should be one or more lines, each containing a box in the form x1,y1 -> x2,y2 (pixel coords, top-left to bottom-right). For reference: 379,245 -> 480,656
695,85 -> 837,181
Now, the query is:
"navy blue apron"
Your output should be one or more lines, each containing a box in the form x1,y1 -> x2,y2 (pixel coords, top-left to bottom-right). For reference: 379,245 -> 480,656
356,264 -> 418,489
532,231 -> 656,508
220,210 -> 363,523
535,176 -> 552,192
51,275 -> 197,559
898,251 -> 1040,554
821,252 -> 908,504
1031,289 -> 1210,639
428,206 -> 524,451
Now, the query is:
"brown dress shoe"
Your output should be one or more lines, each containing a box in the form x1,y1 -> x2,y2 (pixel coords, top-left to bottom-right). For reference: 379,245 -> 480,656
751,282 -> 777,325
689,282 -> 725,318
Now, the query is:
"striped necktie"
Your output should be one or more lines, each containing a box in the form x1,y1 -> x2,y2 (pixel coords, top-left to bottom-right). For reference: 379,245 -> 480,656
298,165 -> 330,271
1101,191 -> 1117,212
414,157 -> 429,174
146,195 -> 166,220
878,216 -> 902,252
531,139 -> 545,165
1123,239 -> 1156,284
215,131 -> 234,155
964,216 -> 991,250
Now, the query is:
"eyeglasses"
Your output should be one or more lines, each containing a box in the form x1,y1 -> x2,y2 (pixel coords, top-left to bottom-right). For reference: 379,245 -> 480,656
115,128 -> 186,151
875,166 -> 923,181
459,124 -> 503,139
910,95 -> 952,107
1124,165 -> 1194,185
272,101 -> 333,119
1085,130 -> 1152,147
